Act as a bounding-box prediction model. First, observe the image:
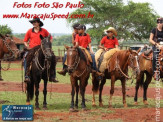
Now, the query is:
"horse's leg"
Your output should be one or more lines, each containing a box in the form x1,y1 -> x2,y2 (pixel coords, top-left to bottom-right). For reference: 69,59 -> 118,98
109,75 -> 115,108
43,80 -> 48,110
121,78 -> 127,108
69,76 -> 76,111
134,72 -> 144,105
143,73 -> 152,105
99,78 -> 106,107
26,83 -> 30,105
75,81 -> 79,109
0,60 -> 3,81
35,81 -> 40,110
80,77 -> 88,110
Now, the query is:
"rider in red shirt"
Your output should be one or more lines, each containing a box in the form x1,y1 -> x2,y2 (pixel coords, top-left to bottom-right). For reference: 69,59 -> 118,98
58,23 -> 80,76
99,27 -> 119,50
24,17 -> 58,83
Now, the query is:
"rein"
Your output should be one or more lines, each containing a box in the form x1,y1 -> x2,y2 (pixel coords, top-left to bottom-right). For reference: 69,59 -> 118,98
67,48 -> 87,77
114,52 -> 138,79
0,37 -> 18,71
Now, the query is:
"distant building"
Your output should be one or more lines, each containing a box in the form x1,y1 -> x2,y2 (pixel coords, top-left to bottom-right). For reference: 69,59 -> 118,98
12,36 -> 24,50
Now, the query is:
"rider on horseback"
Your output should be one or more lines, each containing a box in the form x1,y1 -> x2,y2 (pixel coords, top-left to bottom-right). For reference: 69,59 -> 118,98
58,24 -> 102,76
149,17 -> 163,80
24,17 -> 59,83
99,27 -> 119,50
57,23 -> 80,76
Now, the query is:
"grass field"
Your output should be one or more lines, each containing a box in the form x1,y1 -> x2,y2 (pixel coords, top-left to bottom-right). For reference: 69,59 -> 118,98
0,91 -> 161,121
1,62 -> 159,88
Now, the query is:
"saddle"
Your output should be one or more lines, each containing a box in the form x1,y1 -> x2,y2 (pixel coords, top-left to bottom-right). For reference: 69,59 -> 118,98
95,48 -> 120,73
142,49 -> 153,60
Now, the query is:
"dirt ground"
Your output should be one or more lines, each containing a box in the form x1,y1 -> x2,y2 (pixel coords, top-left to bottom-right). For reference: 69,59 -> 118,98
0,81 -> 162,99
0,81 -> 163,122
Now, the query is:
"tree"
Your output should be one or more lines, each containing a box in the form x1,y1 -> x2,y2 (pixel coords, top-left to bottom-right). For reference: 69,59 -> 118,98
67,0 -> 158,42
0,25 -> 12,35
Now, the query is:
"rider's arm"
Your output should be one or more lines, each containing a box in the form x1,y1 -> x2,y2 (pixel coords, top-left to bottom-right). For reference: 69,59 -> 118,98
72,32 -> 75,44
115,45 -> 118,48
88,43 -> 94,54
149,33 -> 159,47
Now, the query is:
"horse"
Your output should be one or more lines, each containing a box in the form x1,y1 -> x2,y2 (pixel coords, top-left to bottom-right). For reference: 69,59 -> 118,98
92,49 -> 140,108
64,46 -> 91,111
0,34 -> 19,80
134,47 -> 163,105
26,34 -> 55,110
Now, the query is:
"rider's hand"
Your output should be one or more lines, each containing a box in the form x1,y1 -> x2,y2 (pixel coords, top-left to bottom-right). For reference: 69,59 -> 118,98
104,48 -> 108,51
90,50 -> 94,54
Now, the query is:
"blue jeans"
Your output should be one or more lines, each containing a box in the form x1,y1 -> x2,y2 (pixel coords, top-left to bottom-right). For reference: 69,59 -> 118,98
88,50 -> 97,71
62,52 -> 67,69
23,52 -> 29,78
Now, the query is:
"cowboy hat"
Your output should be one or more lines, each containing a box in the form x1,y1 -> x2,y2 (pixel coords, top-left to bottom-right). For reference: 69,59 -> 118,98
104,27 -> 117,36
29,17 -> 43,27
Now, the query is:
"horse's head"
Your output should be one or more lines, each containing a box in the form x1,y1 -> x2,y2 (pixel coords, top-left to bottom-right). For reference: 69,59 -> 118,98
128,49 -> 140,75
40,34 -> 52,61
1,34 -> 19,59
65,45 -> 79,73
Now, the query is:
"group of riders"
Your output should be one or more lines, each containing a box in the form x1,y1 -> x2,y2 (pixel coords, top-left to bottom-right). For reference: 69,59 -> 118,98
23,17 -> 163,83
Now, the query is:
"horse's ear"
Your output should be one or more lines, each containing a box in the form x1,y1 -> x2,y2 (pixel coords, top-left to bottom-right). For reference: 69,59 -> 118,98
137,47 -> 141,54
40,34 -> 44,40
48,34 -> 51,40
64,45 -> 69,50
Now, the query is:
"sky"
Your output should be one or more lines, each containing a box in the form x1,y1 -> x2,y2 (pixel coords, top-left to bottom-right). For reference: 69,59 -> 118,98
0,0 -> 162,34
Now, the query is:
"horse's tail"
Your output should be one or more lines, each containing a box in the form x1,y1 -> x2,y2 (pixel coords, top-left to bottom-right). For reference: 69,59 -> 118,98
27,80 -> 34,100
139,73 -> 144,88
92,73 -> 100,93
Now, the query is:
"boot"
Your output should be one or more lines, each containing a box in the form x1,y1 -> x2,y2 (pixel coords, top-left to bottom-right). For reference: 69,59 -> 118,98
24,76 -> 30,83
57,69 -> 67,76
49,77 -> 59,83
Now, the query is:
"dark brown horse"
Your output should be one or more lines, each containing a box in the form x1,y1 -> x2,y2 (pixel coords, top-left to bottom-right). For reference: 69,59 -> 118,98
26,34 -> 54,110
0,34 -> 19,80
64,46 -> 91,111
92,49 -> 139,107
134,48 -> 163,105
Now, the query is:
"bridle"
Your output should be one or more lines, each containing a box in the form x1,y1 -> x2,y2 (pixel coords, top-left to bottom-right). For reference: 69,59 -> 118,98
1,37 -> 19,60
34,42 -> 51,72
67,48 -> 80,73
0,37 -> 19,71
114,51 -> 139,79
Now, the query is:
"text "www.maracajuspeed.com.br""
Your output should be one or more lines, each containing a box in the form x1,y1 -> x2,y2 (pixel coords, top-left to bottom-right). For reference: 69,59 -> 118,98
3,12 -> 94,20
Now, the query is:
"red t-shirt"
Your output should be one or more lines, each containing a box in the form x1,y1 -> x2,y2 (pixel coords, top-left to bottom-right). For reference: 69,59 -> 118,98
100,36 -> 119,48
24,28 -> 52,48
75,33 -> 91,48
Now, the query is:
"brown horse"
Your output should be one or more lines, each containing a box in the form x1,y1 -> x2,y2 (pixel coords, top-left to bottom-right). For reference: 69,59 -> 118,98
64,45 -> 91,111
92,49 -> 139,107
134,48 -> 163,105
0,34 -> 19,80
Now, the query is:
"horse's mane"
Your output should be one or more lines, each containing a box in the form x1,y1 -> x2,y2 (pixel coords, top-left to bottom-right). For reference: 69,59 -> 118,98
76,47 -> 87,62
26,45 -> 41,61
0,34 -> 5,39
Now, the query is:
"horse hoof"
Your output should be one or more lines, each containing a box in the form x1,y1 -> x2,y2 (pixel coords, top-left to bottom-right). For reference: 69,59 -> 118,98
35,107 -> 40,110
124,104 -> 128,108
143,100 -> 148,105
108,104 -> 112,108
43,107 -> 48,110
99,103 -> 104,107
82,108 -> 87,111
134,102 -> 138,105
92,104 -> 96,107
26,102 -> 30,105
69,108 -> 77,112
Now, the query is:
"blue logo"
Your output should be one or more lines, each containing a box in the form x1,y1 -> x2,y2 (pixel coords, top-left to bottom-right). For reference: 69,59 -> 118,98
2,105 -> 33,121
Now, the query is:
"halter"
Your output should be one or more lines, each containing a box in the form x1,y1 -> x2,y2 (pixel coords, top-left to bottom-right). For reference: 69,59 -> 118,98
2,37 -> 19,60
34,42 -> 51,72
114,51 -> 139,79
67,48 -> 81,73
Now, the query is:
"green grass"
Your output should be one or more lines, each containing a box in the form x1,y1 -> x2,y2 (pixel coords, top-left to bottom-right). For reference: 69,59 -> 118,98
0,91 -> 162,112
0,92 -> 162,121
1,62 -> 162,88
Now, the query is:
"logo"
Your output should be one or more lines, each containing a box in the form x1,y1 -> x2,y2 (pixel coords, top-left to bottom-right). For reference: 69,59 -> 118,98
2,105 -> 33,121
